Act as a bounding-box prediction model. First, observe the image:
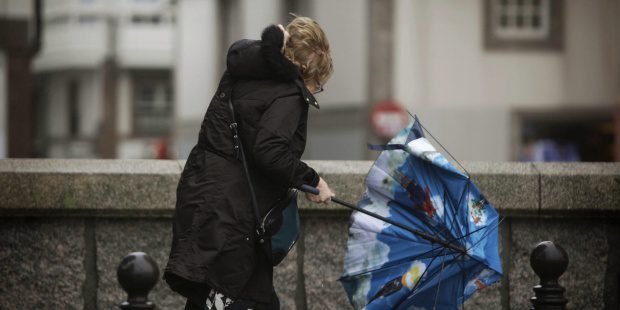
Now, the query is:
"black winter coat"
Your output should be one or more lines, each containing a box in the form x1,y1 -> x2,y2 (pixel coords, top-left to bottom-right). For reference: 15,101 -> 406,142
164,25 -> 320,303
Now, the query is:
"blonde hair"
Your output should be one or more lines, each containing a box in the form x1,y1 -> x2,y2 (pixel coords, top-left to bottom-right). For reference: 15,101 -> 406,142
284,15 -> 333,88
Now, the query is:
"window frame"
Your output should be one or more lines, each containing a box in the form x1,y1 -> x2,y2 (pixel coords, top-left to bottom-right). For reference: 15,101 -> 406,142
130,70 -> 174,138
484,0 -> 564,51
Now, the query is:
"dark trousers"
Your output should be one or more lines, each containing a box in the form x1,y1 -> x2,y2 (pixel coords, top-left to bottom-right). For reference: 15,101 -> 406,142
184,295 -> 208,310
184,290 -> 280,310
166,273 -> 279,310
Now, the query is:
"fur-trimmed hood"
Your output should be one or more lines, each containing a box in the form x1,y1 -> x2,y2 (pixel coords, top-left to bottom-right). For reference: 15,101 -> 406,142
226,25 -> 319,109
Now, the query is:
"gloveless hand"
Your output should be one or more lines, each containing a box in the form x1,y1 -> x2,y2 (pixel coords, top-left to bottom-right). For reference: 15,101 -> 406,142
305,177 -> 335,204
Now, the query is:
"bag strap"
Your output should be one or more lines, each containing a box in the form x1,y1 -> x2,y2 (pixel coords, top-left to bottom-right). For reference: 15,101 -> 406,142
227,95 -> 266,243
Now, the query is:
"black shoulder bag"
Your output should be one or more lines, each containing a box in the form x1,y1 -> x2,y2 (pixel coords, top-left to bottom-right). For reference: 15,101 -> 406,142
227,94 -> 301,266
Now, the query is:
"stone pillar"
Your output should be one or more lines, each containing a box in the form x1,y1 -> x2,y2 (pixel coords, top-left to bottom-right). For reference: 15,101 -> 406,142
393,0 -> 429,112
368,0 -> 394,105
602,0 -> 620,162
366,0 -> 395,152
98,57 -> 118,159
615,104 -> 620,161
0,52 -> 5,158
0,18 -> 35,158
174,0 -> 220,159
610,0 -> 620,162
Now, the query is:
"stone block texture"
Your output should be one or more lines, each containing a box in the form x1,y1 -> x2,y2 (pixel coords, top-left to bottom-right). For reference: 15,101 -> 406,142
535,163 -> 620,212
303,217 -> 353,310
274,246 -> 299,310
96,218 -> 186,309
0,218 -> 86,309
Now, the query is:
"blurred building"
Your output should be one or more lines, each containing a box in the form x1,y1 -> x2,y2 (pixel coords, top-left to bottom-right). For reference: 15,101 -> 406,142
174,0 -> 620,162
145,0 -> 620,162
33,0 -> 175,158
1,0 -> 619,161
391,0 -> 619,162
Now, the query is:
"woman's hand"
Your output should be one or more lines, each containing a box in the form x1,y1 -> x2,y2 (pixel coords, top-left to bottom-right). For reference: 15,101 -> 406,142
277,24 -> 290,53
305,177 -> 335,204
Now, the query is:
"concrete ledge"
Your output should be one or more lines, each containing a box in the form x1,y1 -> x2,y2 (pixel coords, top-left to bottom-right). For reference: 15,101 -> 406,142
534,163 -> 620,213
0,159 -> 619,217
0,159 -> 181,217
1,159 -> 619,309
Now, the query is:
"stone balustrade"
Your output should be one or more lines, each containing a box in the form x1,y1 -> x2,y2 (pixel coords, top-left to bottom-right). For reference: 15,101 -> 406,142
0,159 -> 618,309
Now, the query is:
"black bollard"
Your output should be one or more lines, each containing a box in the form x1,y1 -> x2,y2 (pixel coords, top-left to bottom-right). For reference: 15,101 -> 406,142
529,241 -> 569,310
117,252 -> 160,310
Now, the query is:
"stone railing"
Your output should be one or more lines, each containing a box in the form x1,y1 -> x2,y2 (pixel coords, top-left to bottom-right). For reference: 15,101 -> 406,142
0,159 -> 618,309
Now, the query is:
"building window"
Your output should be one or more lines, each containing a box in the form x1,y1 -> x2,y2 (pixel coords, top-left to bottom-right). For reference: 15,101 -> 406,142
131,15 -> 163,25
484,0 -> 563,50
132,73 -> 173,137
515,108 -> 615,162
78,15 -> 99,24
46,15 -> 71,28
68,80 -> 80,137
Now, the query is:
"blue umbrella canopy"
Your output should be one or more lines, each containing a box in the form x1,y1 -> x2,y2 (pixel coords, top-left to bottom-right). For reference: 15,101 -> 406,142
340,117 -> 502,309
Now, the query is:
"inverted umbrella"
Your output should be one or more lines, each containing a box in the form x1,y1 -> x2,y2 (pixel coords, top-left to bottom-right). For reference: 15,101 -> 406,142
336,116 -> 502,309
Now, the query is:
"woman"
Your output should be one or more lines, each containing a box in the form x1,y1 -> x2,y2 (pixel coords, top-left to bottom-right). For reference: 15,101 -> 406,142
164,16 -> 335,310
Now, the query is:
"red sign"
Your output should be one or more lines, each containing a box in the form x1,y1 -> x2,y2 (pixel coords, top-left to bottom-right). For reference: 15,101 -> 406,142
370,100 -> 409,138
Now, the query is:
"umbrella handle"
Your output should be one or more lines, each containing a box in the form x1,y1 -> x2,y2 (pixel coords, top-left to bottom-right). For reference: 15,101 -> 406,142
297,184 -> 320,195
297,185 -> 359,210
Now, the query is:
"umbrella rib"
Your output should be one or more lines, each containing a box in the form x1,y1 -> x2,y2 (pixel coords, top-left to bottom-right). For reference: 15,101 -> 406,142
344,223 -> 492,284
442,180 -> 470,246
389,199 -> 453,243
341,220 -> 492,279
441,189 -> 449,234
424,159 -> 467,243
451,224 -> 492,244
450,175 -> 471,240
370,151 -> 467,244
342,221 -> 488,279
393,250 -> 464,309
365,247 -> 446,309
402,158 -> 458,241
345,118 -> 503,310
334,197 -> 467,255
351,199 -> 454,244
412,232 -> 494,284
440,183 -> 465,243
444,223 -> 499,268
350,224 -> 438,245
365,223 -> 493,279
381,183 -> 450,240
410,112 -> 470,177
349,217 -> 464,249
417,251 -> 469,300
345,208 -> 493,279
417,162 -> 460,242
433,246 -> 450,310
464,182 -> 472,239
459,255 -> 466,309
404,249 -> 443,299
463,215 -> 505,257
341,245 -> 457,279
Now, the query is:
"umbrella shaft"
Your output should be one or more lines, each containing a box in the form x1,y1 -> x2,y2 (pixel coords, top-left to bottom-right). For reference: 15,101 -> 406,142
331,197 -> 467,255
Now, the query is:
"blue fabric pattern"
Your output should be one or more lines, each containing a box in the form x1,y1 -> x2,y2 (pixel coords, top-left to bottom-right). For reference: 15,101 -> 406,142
340,118 -> 502,309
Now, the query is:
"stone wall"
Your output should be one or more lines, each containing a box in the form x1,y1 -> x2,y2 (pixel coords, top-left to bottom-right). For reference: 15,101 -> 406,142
0,159 -> 618,309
